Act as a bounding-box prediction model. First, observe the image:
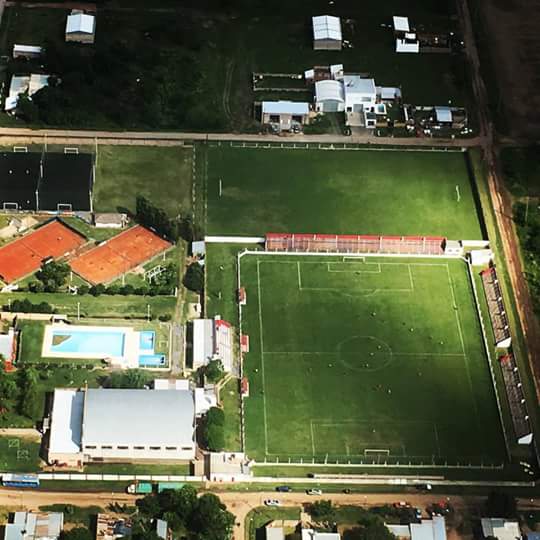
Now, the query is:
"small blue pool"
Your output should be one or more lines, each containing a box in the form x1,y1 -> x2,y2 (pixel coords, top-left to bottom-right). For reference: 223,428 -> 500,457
51,330 -> 125,356
139,331 -> 155,351
139,354 -> 166,367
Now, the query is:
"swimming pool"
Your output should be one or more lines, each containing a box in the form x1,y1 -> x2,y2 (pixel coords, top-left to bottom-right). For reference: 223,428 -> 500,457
139,331 -> 155,352
139,354 -> 166,367
51,329 -> 125,357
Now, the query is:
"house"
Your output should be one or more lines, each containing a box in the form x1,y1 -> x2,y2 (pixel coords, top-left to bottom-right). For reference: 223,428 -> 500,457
312,15 -> 342,50
262,101 -> 310,131
13,44 -> 43,59
96,514 -> 132,540
396,37 -> 420,53
301,531 -> 341,540
343,75 -> 377,128
46,387 -> 196,467
3,512 -> 64,540
386,516 -> 447,540
5,74 -> 49,112
192,317 -> 233,372
481,519 -> 522,540
94,213 -> 127,229
315,80 -> 345,112
435,106 -> 453,124
65,10 -> 96,44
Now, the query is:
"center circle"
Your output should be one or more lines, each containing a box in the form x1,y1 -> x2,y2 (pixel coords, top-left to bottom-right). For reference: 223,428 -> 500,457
337,335 -> 393,372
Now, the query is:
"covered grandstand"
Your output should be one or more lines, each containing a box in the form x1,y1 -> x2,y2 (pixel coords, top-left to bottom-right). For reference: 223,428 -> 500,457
265,233 -> 446,255
69,225 -> 172,284
0,219 -> 87,283
39,153 -> 94,212
499,353 -> 532,445
480,267 -> 512,348
0,152 -> 41,211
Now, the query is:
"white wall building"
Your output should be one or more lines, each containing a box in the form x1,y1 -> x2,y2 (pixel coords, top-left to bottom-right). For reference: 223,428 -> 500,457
47,388 -> 196,467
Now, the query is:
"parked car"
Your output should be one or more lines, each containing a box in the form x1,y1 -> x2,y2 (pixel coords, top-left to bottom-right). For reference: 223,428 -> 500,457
306,489 -> 322,495
276,486 -> 291,492
264,499 -> 281,507
393,501 -> 411,508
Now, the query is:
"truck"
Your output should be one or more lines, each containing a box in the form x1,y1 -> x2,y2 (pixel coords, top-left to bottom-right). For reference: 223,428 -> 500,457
127,482 -> 153,494
157,482 -> 185,493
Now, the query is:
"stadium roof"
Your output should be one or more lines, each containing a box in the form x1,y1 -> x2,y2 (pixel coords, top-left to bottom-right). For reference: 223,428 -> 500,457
66,13 -> 95,34
315,80 -> 344,103
82,389 -> 195,447
49,389 -> 84,455
262,101 -> 310,115
39,153 -> 93,211
312,15 -> 342,41
393,16 -> 410,32
0,152 -> 41,210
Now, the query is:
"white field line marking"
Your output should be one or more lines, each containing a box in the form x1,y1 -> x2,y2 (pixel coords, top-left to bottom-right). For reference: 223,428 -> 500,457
297,261 -> 302,289
456,185 -> 461,202
327,261 -> 382,273
256,260 -> 270,456
433,423 -> 442,457
260,259 -> 449,268
446,264 -> 466,355
310,420 -> 316,456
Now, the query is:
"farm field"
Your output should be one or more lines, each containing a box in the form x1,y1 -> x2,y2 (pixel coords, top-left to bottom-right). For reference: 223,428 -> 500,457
204,145 -> 484,240
238,253 -> 506,464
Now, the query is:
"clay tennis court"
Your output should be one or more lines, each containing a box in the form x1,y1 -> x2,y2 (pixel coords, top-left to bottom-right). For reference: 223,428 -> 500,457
70,225 -> 172,284
0,220 -> 87,283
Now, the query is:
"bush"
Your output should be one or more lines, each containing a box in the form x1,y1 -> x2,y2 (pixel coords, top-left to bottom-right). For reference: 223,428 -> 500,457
202,407 -> 225,452
6,298 -> 54,313
183,263 -> 204,293
77,284 -> 90,295
158,314 -> 172,322
89,284 -> 106,296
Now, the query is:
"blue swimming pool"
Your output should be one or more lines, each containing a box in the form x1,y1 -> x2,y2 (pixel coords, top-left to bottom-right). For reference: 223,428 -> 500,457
139,331 -> 155,351
51,330 -> 125,356
139,354 -> 166,367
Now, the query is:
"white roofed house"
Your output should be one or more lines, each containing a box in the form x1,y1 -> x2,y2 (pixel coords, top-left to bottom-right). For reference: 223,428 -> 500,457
312,15 -> 342,50
46,387 -> 196,466
65,10 -> 96,44
262,101 -> 310,131
315,79 -> 345,113
481,519 -> 522,540
4,512 -> 64,540
13,44 -> 43,59
386,516 -> 447,540
343,75 -> 377,128
5,73 -> 49,113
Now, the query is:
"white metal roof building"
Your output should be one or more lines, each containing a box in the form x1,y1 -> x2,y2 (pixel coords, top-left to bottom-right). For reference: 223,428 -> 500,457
5,74 -> 49,112
47,388 -> 196,465
435,106 -> 453,123
4,512 -> 64,540
65,12 -> 95,43
13,44 -> 43,58
481,519 -> 522,540
386,517 -> 447,540
312,15 -> 342,50
315,80 -> 345,112
393,16 -> 410,33
343,75 -> 377,110
301,531 -> 340,540
396,38 -> 420,53
262,101 -> 310,115
192,317 -> 234,373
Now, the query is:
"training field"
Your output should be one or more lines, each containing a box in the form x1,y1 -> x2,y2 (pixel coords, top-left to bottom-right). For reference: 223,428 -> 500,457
204,145 -> 484,240
239,253 -> 506,464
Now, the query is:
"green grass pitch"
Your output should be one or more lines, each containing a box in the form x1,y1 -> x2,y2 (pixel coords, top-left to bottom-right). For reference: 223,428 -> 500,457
238,253 -> 506,464
205,145 -> 484,240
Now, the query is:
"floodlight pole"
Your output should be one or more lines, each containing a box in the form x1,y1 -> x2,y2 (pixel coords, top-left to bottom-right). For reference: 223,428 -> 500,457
147,304 -> 150,322
77,302 -> 80,321
219,179 -> 222,197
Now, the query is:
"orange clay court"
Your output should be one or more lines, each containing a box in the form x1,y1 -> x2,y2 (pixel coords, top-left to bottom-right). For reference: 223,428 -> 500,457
0,220 -> 86,283
70,225 -> 172,284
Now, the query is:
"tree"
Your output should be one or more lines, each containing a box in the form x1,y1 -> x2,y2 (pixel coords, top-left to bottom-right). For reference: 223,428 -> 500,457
36,261 -> 70,292
343,523 -> 396,540
183,263 -> 204,293
59,528 -> 93,540
18,365 -> 39,418
158,484 -> 198,522
485,491 -> 517,518
108,369 -> 149,389
202,407 -> 225,452
136,494 -> 161,518
189,493 -> 235,540
309,500 -> 335,522
203,359 -> 224,383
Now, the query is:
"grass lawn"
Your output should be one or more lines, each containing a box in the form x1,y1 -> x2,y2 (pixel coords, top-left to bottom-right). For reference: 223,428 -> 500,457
221,378 -> 242,451
0,436 -> 41,472
238,253 -> 505,464
94,146 -> 193,218
246,507 -> 301,540
83,463 -> 190,475
205,146 -> 484,239
1,292 -> 176,319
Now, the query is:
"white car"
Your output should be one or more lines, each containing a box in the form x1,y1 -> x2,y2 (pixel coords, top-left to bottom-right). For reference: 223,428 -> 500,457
264,499 -> 281,507
306,489 -> 322,495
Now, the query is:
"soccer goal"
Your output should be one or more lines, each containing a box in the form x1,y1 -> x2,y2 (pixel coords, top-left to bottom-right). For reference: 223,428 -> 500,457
364,448 -> 390,457
64,147 -> 79,154
13,146 -> 28,153
57,203 -> 73,212
3,202 -> 18,210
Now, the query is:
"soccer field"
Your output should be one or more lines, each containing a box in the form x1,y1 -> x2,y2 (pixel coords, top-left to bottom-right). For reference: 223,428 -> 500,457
239,253 -> 506,465
205,145 -> 484,240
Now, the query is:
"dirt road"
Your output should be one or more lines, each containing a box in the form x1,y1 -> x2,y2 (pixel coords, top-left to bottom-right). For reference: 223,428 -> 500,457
1,488 -> 539,540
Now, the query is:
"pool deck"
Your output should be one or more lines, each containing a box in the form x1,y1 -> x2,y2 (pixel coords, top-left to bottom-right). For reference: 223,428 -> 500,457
41,323 -> 167,370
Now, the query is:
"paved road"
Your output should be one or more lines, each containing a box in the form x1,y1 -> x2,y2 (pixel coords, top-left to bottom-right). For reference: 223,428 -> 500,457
1,488 -> 539,540
0,127 -> 482,147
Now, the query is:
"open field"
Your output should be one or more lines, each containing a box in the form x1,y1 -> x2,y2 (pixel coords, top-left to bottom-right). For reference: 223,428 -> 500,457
93,145 -> 193,217
0,436 -> 41,472
205,145 -> 484,239
238,253 -> 505,464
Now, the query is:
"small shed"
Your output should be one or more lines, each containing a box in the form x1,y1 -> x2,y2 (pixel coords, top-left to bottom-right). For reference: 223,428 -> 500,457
435,106 -> 453,124
396,38 -> 419,53
392,16 -> 410,33
312,15 -> 342,50
65,11 -> 96,44
94,213 -> 127,229
13,44 -> 43,59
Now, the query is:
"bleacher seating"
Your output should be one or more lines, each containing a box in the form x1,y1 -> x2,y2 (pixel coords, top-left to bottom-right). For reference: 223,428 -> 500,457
265,233 -> 445,256
480,267 -> 511,348
499,353 -> 532,444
